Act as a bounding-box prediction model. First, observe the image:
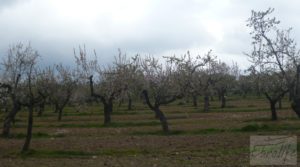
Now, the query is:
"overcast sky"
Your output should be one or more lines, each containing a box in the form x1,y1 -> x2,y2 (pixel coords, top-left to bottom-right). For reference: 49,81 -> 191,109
0,0 -> 300,69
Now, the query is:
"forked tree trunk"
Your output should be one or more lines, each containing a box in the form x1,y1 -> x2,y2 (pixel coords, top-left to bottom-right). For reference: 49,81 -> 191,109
265,93 -> 284,121
142,90 -> 170,133
22,105 -> 33,152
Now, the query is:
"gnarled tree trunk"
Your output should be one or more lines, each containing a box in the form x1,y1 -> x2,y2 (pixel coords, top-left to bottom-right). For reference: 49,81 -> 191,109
154,107 -> 169,133
2,101 -> 21,137
142,90 -> 170,133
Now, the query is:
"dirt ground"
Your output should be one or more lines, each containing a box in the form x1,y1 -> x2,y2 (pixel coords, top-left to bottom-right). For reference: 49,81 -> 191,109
0,97 -> 299,167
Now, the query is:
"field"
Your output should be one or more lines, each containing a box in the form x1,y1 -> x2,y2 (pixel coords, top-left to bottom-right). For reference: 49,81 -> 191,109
0,97 -> 300,166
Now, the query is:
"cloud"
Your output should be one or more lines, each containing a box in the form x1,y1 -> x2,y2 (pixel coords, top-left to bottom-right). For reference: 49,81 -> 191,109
0,0 -> 300,70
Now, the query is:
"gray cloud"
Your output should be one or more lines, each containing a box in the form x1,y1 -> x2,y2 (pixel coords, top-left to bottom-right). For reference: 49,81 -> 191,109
0,0 -> 300,69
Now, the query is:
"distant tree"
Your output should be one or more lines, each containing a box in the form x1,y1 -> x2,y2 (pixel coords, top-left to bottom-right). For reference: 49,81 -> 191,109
198,51 -> 219,112
165,51 -> 206,108
34,67 -> 54,116
211,61 -> 237,108
48,64 -> 77,121
113,50 -> 143,111
236,74 -> 255,98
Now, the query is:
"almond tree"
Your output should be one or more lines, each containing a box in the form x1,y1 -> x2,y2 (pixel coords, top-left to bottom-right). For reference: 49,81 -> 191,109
246,8 -> 299,120
197,51 -> 218,112
75,47 -> 126,125
211,61 -> 237,108
0,43 -> 41,151
48,64 -> 77,121
89,67 -> 125,125
1,43 -> 38,137
34,67 -> 54,116
113,50 -> 144,111
21,54 -> 41,152
165,51 -> 206,108
139,56 -> 182,133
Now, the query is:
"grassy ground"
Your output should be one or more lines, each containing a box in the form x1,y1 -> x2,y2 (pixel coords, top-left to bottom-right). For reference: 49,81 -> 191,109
0,96 -> 300,166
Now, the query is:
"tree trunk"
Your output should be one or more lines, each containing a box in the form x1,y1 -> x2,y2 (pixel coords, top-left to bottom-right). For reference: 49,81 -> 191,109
217,90 -> 221,101
221,94 -> 226,108
37,102 -> 45,117
204,95 -> 209,112
289,90 -> 294,101
22,106 -> 33,152
154,107 -> 169,133
54,103 -> 59,113
292,65 -> 300,118
270,101 -> 277,121
103,102 -> 112,125
2,102 -> 20,137
192,95 -> 197,107
127,97 -> 132,111
278,98 -> 282,109
58,109 -> 63,121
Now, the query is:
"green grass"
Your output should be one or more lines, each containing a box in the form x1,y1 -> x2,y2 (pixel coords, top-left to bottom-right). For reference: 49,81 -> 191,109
3,132 -> 65,139
13,148 -> 155,158
48,121 -> 161,128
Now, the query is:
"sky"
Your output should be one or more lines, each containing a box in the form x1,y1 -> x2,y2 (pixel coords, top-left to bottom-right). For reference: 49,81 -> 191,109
0,0 -> 300,69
